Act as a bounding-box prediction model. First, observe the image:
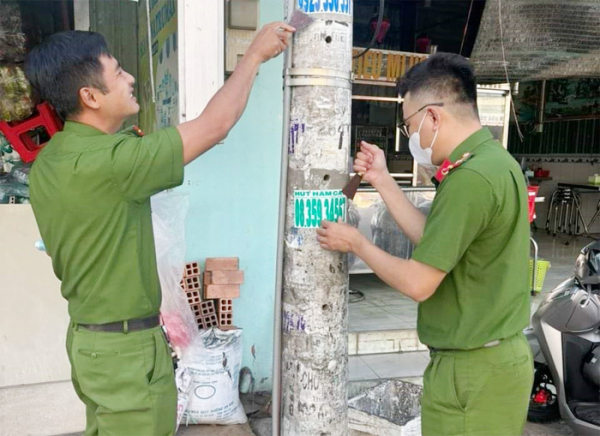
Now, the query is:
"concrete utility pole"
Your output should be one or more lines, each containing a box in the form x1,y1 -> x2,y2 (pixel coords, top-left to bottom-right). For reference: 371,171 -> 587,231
280,1 -> 353,435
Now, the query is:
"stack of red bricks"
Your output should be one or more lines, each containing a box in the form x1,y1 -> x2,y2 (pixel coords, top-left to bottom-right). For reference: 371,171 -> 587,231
180,257 -> 243,331
181,261 -> 218,330
204,257 -> 243,331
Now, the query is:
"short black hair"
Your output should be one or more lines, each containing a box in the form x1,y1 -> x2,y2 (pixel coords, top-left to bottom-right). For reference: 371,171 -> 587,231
397,52 -> 478,115
25,31 -> 111,119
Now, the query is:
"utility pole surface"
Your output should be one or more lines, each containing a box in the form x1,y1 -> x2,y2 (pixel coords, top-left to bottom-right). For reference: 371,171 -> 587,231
281,1 -> 353,435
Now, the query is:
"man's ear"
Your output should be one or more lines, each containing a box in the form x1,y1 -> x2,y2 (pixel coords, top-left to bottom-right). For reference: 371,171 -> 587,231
429,107 -> 442,130
79,87 -> 101,110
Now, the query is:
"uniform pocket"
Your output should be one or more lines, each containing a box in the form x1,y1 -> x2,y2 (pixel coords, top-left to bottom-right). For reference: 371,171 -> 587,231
449,357 -> 468,413
146,329 -> 172,386
492,353 -> 529,375
422,355 -> 468,436
77,349 -> 120,359
492,354 -> 528,371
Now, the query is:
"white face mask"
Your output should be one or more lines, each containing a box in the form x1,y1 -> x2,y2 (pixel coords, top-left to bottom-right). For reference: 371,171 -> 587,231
409,111 -> 439,167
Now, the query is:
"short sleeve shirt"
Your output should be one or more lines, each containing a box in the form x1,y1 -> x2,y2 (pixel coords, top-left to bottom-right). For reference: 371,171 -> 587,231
29,121 -> 184,324
411,128 -> 530,350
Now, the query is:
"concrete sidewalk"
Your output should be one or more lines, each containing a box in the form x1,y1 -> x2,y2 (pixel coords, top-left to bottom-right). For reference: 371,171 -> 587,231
52,425 -> 256,436
2,376 -> 575,436
177,423 -> 255,436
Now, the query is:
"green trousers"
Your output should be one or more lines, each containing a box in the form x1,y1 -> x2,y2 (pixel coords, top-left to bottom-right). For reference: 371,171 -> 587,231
421,332 -> 534,436
66,322 -> 177,436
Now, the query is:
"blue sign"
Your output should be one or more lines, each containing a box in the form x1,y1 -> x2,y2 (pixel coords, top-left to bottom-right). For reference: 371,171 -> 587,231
298,0 -> 352,15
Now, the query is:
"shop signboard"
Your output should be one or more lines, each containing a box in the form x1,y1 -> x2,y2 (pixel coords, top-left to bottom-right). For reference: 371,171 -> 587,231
352,48 -> 427,83
297,0 -> 352,15
138,0 -> 179,133
545,79 -> 600,120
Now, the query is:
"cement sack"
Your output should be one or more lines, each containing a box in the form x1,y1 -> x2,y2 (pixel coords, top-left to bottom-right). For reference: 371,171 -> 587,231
175,365 -> 192,432
181,328 -> 247,425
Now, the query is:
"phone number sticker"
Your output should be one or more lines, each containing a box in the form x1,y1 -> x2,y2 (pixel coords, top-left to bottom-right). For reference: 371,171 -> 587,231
294,190 -> 346,228
297,0 -> 352,15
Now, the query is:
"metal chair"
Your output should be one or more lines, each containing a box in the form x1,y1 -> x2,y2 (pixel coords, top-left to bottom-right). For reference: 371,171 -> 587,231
545,187 -> 580,237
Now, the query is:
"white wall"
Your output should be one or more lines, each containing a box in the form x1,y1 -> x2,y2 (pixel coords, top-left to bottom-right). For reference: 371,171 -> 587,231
177,0 -> 224,122
0,205 -> 70,388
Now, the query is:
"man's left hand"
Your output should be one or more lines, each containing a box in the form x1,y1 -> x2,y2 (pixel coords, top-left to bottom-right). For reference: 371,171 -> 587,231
317,219 -> 363,253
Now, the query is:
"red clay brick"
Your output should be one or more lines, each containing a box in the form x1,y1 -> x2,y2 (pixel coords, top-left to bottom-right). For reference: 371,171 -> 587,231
218,325 -> 238,331
218,299 -> 233,314
190,303 -> 202,319
191,301 -> 219,330
190,304 -> 207,329
205,270 -> 244,285
205,257 -> 239,271
185,290 -> 201,305
204,284 -> 240,299
197,317 -> 208,330
183,275 -> 202,291
200,300 -> 216,316
219,312 -> 233,326
204,313 -> 219,328
184,262 -> 200,278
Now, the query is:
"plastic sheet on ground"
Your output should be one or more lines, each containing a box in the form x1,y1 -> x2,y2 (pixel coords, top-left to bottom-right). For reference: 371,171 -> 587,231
151,191 -> 198,355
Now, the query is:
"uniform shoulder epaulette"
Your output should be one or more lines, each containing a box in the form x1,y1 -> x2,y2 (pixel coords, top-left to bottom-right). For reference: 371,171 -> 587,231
119,125 -> 145,137
432,152 -> 472,188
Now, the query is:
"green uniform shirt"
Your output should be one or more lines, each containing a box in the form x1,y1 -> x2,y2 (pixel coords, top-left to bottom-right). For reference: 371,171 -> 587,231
412,128 -> 530,350
30,121 -> 184,324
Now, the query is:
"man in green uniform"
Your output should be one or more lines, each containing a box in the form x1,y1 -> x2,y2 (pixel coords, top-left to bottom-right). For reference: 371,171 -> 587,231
25,23 -> 293,436
318,53 -> 533,435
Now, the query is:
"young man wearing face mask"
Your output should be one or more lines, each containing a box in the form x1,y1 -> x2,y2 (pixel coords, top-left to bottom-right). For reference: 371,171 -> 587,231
317,53 -> 533,436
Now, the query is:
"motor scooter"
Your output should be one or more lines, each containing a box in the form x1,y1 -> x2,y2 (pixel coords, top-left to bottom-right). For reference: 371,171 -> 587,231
525,240 -> 600,435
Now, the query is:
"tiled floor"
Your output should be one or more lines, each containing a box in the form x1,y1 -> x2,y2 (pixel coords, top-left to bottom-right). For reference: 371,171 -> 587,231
349,231 -> 590,333
349,276 -> 418,332
347,231 -> 595,382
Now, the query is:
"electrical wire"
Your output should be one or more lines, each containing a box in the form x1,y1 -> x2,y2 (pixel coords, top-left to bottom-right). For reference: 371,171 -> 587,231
349,289 -> 366,304
460,0 -> 475,56
353,0 -> 385,59
146,0 -> 156,103
498,0 -> 524,141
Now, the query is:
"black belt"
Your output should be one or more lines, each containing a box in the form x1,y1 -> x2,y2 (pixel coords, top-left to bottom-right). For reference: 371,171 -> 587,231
428,339 -> 502,354
77,315 -> 160,333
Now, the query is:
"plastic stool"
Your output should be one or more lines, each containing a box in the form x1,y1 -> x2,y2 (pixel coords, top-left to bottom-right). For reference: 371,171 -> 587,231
0,102 -> 63,163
